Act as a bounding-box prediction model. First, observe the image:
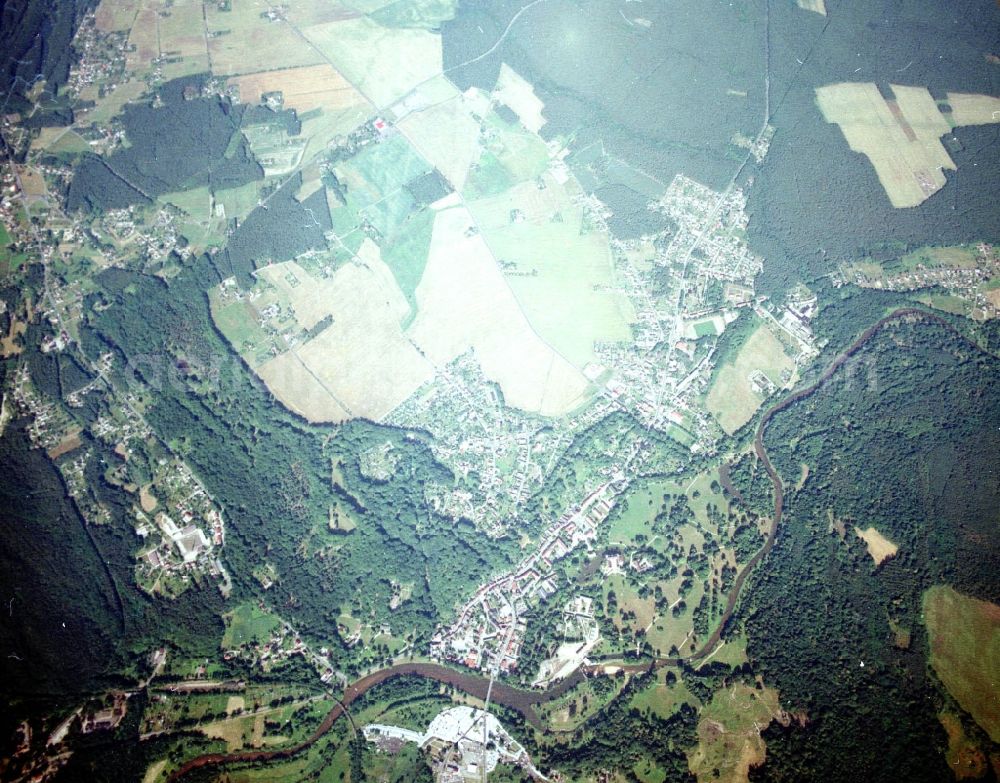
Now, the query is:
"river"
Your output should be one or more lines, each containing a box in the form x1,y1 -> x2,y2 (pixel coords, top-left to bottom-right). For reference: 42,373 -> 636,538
170,307 -> 978,781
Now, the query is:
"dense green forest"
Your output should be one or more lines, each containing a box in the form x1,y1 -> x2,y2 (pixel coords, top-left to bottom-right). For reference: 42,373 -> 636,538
0,0 -> 95,115
66,75 -> 265,212
738,317 -> 1000,781
84,259 -> 517,669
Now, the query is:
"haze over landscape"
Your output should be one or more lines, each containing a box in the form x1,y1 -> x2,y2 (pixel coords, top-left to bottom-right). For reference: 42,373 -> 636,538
0,1 -> 998,782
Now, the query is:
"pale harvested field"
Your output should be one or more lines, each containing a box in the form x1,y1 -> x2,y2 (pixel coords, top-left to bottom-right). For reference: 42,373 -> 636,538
230,64 -> 370,115
124,0 -> 208,77
493,64 -> 547,133
254,248 -> 431,422
817,82 -> 956,208
125,5 -> 160,72
202,717 -> 247,751
407,205 -> 591,415
139,484 -> 158,513
301,17 -> 442,108
706,324 -> 795,434
468,173 -> 634,367
294,262 -> 434,420
17,167 -> 47,198
225,696 -> 245,715
204,1 -> 323,76
855,526 -> 898,565
947,93 -> 1000,126
95,0 -> 140,32
397,77 -> 482,191
257,350 -> 351,423
796,0 -> 826,15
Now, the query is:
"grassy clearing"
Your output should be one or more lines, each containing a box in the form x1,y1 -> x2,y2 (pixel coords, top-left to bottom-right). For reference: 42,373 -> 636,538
939,711 -> 988,779
924,585 -> 1000,742
796,0 -> 826,15
705,323 -> 796,434
854,526 -> 898,565
946,93 -> 1000,126
630,669 -> 699,720
75,78 -> 148,126
161,186 -> 212,220
816,82 -> 957,208
215,181 -> 262,222
687,682 -> 783,783
222,603 -> 280,649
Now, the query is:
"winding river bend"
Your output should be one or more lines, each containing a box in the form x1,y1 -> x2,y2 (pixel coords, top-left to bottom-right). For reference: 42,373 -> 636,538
169,307 -> 965,782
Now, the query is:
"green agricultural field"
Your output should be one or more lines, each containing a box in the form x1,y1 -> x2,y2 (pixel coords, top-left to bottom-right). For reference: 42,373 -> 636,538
481,112 -> 551,184
222,602 -> 281,649
361,185 -> 416,239
215,181 -> 262,222
382,206 -> 435,320
468,172 -> 634,367
370,0 -> 457,29
161,186 -> 212,220
464,149 -> 516,200
338,134 -> 431,213
924,585 -> 1000,742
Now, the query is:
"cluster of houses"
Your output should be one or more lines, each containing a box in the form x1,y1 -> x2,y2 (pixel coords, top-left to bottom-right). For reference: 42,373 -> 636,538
432,472 -> 633,674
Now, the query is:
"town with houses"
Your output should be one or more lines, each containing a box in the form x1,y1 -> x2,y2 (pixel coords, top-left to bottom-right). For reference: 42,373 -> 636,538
1,3 -> 999,780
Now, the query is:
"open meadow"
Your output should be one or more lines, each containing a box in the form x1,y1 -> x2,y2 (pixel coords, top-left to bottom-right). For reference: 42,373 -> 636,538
924,585 -> 1000,742
706,323 -> 796,434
